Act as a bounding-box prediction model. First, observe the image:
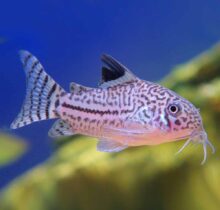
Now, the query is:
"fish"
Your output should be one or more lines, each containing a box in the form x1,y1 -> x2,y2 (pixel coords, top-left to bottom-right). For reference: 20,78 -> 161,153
11,50 -> 215,164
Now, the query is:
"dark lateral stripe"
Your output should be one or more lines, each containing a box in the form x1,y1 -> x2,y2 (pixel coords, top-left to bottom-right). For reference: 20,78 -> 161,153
62,102 -> 118,116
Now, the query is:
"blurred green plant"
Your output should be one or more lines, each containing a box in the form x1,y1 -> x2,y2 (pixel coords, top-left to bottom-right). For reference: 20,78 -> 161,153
0,134 -> 27,167
1,44 -> 220,210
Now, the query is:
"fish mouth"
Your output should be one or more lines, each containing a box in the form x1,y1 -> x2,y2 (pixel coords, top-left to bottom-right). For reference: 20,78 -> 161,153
176,130 -> 215,165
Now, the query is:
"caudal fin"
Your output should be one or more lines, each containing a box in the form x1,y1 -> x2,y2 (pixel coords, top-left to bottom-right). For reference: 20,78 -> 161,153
11,50 -> 65,129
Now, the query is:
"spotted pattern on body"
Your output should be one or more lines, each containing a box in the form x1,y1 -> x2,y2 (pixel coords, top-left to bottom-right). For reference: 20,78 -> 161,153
11,51 -> 215,164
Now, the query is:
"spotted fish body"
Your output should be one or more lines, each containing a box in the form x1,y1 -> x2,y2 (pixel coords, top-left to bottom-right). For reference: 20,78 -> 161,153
11,51 -> 215,164
59,81 -> 197,145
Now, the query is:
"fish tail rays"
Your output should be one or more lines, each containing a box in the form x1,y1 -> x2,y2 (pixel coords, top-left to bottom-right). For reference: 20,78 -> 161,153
11,50 -> 65,129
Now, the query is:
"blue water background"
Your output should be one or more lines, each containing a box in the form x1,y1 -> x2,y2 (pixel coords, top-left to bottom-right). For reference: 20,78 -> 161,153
0,0 -> 220,188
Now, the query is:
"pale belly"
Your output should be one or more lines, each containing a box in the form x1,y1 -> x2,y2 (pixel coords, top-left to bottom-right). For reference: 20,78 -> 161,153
95,127 -> 191,146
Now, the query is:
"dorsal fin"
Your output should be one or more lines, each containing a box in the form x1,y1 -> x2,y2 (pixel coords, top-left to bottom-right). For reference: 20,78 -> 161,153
70,82 -> 92,94
100,54 -> 137,88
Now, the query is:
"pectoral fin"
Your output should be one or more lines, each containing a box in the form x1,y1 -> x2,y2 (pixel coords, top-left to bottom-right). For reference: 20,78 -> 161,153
48,120 -> 75,138
97,139 -> 128,152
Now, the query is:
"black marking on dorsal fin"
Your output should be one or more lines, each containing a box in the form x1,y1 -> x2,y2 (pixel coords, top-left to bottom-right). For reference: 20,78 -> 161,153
100,54 -> 137,88
101,54 -> 127,76
101,67 -> 124,83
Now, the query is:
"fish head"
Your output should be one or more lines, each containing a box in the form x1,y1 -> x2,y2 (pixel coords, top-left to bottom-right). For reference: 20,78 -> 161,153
153,89 -> 215,164
164,97 -> 202,137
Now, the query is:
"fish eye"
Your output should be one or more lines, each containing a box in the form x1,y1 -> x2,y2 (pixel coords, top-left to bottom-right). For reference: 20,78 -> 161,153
167,104 -> 181,116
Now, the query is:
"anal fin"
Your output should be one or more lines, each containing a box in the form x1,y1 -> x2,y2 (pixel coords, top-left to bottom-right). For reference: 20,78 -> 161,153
97,139 -> 128,152
48,120 -> 75,138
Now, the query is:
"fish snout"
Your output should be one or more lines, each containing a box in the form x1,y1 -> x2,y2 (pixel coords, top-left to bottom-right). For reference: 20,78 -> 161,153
190,130 -> 207,143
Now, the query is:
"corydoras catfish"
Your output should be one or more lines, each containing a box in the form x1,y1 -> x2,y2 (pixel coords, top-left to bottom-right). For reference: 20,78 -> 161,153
11,50 -> 215,164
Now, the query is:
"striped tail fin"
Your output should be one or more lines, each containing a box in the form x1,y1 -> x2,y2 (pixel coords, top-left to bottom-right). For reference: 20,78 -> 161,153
11,50 -> 65,129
